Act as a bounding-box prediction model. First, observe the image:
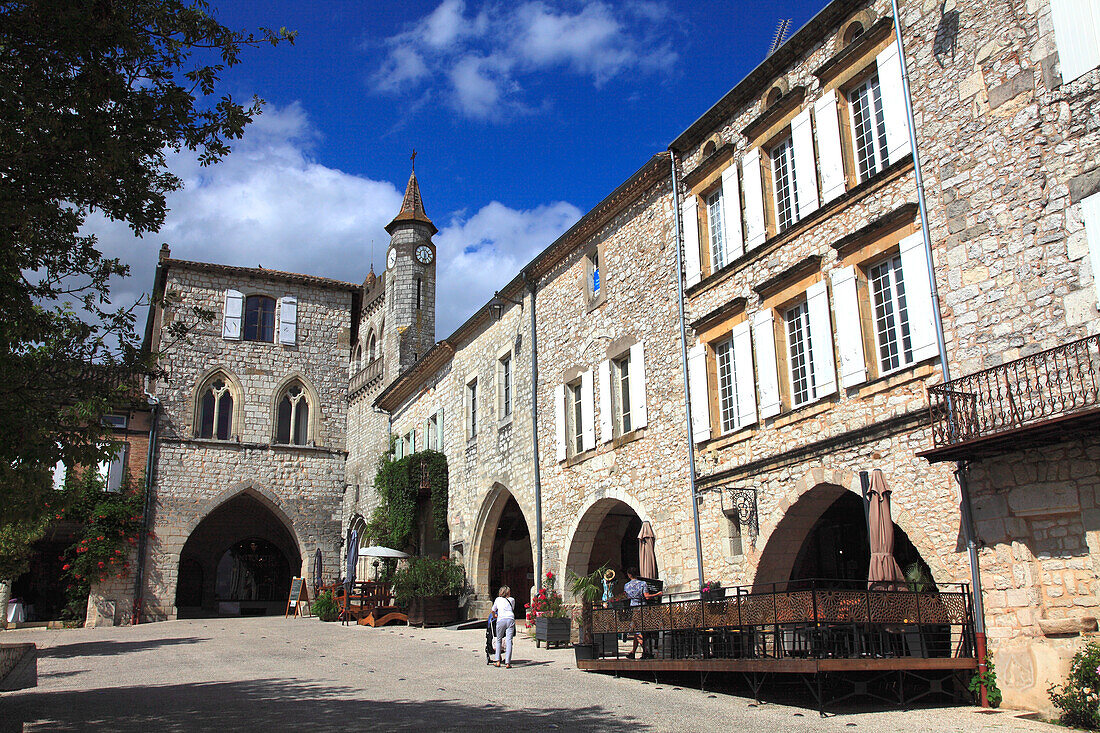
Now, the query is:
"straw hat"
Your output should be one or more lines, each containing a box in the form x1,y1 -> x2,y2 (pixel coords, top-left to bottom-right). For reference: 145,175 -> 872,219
603,568 -> 616,581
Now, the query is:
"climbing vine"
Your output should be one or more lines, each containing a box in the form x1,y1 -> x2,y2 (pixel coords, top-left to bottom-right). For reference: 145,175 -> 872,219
364,445 -> 448,553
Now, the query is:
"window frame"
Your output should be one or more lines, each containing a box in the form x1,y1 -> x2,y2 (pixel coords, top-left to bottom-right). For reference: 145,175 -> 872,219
275,380 -> 311,446
847,72 -> 889,183
713,337 -> 739,434
567,379 -> 583,457
769,133 -> 800,233
498,351 -> 513,422
243,294 -> 276,342
705,187 -> 728,271
427,411 -> 442,451
612,354 -> 632,437
784,299 -> 817,408
466,378 -> 478,442
196,372 -> 238,440
866,253 -> 915,376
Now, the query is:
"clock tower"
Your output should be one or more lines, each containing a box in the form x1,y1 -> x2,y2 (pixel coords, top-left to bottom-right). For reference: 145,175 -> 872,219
383,158 -> 437,377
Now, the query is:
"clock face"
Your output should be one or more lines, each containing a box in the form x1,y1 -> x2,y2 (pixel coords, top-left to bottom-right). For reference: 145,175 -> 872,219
387,247 -> 397,270
416,245 -> 434,264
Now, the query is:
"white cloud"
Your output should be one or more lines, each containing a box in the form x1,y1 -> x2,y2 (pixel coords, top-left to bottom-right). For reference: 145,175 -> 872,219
372,1 -> 679,119
85,103 -> 580,340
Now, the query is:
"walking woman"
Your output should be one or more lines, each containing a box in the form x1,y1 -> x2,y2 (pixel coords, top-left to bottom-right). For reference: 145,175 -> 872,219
491,585 -> 516,668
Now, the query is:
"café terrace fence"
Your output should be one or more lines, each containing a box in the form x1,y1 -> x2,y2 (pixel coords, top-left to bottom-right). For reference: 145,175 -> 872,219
587,579 -> 976,662
926,333 -> 1100,452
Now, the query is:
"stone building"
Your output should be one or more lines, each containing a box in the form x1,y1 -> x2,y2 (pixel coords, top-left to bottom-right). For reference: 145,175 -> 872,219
118,0 -> 1100,714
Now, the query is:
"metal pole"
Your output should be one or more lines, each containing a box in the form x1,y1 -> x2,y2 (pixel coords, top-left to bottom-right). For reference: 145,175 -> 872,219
524,271 -> 545,589
668,151 -> 706,592
889,0 -> 988,704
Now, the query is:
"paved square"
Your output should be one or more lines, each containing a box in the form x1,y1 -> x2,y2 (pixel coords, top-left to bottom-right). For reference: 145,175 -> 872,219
2,619 -> 1049,732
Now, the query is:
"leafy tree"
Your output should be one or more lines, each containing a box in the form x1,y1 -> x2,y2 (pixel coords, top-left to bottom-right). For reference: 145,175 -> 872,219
0,0 -> 293,582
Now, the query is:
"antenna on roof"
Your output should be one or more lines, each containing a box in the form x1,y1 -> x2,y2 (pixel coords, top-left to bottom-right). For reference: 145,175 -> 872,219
767,18 -> 792,56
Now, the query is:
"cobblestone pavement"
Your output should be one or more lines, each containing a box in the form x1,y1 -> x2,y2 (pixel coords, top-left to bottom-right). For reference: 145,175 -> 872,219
1,617 -> 1052,732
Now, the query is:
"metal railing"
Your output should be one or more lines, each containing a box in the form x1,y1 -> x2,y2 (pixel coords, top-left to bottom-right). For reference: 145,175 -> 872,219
588,579 -> 975,661
927,334 -> 1100,448
349,357 -> 383,396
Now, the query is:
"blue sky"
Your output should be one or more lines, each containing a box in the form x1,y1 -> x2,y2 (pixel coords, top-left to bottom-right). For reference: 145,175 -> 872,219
94,0 -> 825,336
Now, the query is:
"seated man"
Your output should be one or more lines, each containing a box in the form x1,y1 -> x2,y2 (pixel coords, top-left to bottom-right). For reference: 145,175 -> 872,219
623,567 -> 661,659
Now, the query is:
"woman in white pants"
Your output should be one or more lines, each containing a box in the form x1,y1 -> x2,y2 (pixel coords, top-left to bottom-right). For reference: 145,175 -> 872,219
492,586 -> 516,668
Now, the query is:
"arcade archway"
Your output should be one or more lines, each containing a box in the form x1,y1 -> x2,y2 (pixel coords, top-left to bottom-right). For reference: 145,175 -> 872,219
473,486 -> 534,615
754,483 -> 933,591
176,491 -> 301,616
563,497 -> 652,600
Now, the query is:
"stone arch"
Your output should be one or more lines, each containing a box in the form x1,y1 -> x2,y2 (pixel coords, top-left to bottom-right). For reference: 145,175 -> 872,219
470,483 -> 537,602
171,482 -> 303,562
558,488 -> 649,599
190,366 -> 245,439
751,466 -> 947,589
269,371 -> 322,445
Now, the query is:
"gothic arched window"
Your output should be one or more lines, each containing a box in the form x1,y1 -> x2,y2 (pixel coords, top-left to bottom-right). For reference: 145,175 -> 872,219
276,381 -> 310,445
351,343 -> 362,375
197,374 -> 236,440
244,295 -> 276,342
368,332 -> 377,362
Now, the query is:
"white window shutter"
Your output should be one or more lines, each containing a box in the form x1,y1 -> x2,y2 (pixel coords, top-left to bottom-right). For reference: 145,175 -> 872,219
806,281 -> 838,399
106,444 -> 127,493
580,369 -> 595,452
898,231 -> 940,362
687,343 -> 711,444
599,359 -> 613,443
752,311 -> 782,418
683,195 -> 702,286
720,166 -> 745,260
223,289 -> 243,340
555,384 -> 566,461
629,342 -> 648,429
437,408 -> 445,452
1081,191 -> 1100,311
876,42 -> 913,164
279,296 -> 298,345
742,149 -> 767,250
1050,0 -> 1100,83
813,91 -> 847,203
791,107 -> 820,221
830,266 -> 868,388
731,321 -> 757,428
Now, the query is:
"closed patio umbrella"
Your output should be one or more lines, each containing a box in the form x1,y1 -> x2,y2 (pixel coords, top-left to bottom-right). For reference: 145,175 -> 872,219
313,548 -> 323,592
638,521 -> 657,579
346,529 -> 359,588
867,469 -> 906,590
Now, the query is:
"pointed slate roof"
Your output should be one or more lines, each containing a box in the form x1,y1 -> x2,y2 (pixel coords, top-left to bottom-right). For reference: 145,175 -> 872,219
385,166 -> 437,235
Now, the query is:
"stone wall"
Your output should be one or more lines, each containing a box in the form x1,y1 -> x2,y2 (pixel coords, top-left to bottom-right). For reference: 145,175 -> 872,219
142,263 -> 353,619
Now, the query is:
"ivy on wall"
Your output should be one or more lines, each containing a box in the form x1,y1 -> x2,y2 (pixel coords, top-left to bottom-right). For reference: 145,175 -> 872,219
364,446 -> 449,554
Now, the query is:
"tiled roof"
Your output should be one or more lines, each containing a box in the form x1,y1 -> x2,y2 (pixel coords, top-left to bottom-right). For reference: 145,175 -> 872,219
386,168 -> 438,235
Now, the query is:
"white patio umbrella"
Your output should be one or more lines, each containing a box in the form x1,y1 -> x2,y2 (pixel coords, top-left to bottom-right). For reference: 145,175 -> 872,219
358,546 -> 410,559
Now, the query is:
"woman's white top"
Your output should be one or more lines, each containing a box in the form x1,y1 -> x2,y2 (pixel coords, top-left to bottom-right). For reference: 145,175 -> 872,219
492,596 -> 516,620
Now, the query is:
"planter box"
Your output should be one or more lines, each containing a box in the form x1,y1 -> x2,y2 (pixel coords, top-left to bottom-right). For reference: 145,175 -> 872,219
407,595 -> 459,627
701,588 -> 726,602
535,616 -> 571,648
573,643 -> 597,662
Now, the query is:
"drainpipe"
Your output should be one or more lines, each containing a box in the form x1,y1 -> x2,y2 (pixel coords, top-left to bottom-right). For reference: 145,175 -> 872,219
523,270 -> 544,589
669,151 -> 706,592
889,0 -> 988,704
132,381 -> 160,624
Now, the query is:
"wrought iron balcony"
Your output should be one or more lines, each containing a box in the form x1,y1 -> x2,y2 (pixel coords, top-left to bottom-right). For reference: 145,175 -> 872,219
923,334 -> 1100,461
348,357 -> 383,398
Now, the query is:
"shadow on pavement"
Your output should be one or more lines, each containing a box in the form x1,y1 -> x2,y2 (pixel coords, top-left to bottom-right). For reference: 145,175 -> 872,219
2,677 -> 641,732
37,636 -> 207,659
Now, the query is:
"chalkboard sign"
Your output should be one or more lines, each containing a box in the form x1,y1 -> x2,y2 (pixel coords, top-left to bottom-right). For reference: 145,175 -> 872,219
286,577 -> 308,618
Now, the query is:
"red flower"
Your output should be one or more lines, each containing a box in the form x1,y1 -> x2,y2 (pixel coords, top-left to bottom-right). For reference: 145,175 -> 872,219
97,561 -> 105,568
62,564 -> 70,570
96,536 -> 104,541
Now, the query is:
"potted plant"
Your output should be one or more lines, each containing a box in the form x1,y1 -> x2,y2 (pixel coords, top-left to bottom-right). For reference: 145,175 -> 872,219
530,571 -> 571,648
392,555 -> 465,627
701,580 -> 724,601
568,565 -> 608,662
311,590 -> 339,622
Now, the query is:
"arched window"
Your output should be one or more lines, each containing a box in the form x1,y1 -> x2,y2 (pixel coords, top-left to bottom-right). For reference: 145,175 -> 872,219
197,375 -> 235,440
276,381 -> 310,445
766,86 -> 784,108
368,332 -> 377,362
843,21 -> 865,45
244,295 -> 276,342
351,343 -> 362,375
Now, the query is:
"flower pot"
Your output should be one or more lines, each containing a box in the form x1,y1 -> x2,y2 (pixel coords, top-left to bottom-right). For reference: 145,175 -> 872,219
701,588 -> 726,602
535,616 -> 571,648
573,643 -> 597,661
407,595 -> 459,627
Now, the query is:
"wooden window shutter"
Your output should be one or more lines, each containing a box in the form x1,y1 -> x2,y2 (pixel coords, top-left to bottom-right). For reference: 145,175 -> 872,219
279,296 -> 298,345
223,289 -> 243,340
830,265 -> 869,388
742,149 -> 767,250
580,369 -> 595,452
629,342 -> 648,429
752,310 -> 782,418
731,320 -> 757,428
791,107 -> 820,221
683,195 -> 702,286
876,42 -> 913,164
599,359 -> 613,443
897,231 -> 940,362
687,343 -> 711,444
555,383 -> 566,461
1050,0 -> 1100,83
806,280 -> 837,398
720,165 -> 745,261
813,91 -> 847,204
